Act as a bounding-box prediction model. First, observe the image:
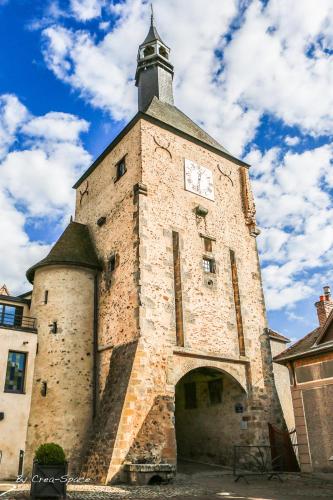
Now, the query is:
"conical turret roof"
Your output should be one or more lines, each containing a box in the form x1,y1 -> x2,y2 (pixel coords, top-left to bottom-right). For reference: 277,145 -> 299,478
26,221 -> 101,283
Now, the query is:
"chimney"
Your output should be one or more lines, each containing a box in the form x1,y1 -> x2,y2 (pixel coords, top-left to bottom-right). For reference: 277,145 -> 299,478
315,286 -> 333,327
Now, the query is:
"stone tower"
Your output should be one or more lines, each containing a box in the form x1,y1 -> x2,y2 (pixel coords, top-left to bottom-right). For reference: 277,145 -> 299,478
25,12 -> 283,484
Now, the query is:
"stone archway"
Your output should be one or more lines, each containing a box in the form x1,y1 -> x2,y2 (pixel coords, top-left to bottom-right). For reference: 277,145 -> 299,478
175,367 -> 247,467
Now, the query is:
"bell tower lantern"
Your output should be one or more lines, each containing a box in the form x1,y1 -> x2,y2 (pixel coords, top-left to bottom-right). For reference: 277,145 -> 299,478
135,6 -> 174,111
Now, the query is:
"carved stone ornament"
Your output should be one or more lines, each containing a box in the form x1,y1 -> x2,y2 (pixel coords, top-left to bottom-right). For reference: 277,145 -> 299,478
240,167 -> 260,237
153,135 -> 172,159
217,164 -> 234,186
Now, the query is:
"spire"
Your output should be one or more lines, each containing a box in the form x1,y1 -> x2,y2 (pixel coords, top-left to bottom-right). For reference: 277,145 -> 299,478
135,6 -> 174,111
141,4 -> 164,45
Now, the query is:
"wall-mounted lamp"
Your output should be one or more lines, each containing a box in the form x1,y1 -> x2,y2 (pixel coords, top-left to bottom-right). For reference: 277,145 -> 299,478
195,205 -> 208,217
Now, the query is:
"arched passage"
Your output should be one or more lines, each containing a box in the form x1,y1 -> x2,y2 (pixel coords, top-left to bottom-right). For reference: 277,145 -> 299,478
175,367 -> 247,466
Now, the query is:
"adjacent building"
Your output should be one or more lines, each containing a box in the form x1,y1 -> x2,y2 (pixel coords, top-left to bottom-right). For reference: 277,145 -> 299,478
275,286 -> 333,472
0,286 -> 37,479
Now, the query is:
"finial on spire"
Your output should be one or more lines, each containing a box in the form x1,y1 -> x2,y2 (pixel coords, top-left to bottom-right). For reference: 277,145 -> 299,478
150,4 -> 155,26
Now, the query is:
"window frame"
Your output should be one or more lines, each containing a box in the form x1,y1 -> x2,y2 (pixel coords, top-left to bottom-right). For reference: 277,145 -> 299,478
4,350 -> 27,394
114,156 -> 127,182
0,302 -> 23,327
202,257 -> 216,274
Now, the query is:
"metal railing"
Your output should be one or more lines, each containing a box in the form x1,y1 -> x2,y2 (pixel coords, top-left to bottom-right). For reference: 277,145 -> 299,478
0,312 -> 36,331
233,444 -> 300,483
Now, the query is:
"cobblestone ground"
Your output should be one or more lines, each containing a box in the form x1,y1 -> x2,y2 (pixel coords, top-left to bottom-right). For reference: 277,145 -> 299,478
1,463 -> 333,499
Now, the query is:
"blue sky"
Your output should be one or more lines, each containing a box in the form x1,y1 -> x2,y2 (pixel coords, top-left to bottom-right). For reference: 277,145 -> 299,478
0,0 -> 332,341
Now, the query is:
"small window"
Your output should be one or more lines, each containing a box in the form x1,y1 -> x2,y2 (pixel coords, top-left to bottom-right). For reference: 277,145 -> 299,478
203,237 -> 213,253
208,378 -> 223,405
115,157 -> 127,181
202,257 -> 216,273
184,382 -> 197,409
44,290 -> 48,304
50,321 -> 57,334
108,254 -> 117,273
4,351 -> 27,393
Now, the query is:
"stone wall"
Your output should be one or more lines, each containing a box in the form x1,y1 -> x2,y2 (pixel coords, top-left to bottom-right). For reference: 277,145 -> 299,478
270,338 -> 295,431
81,341 -> 138,483
74,121 -> 142,398
139,119 -> 268,370
25,265 -> 95,473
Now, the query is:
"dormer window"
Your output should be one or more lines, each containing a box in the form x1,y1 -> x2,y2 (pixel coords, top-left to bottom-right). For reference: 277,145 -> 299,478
143,45 -> 155,57
115,156 -> 127,182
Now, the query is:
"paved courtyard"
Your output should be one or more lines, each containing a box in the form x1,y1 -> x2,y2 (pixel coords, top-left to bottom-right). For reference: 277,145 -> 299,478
1,462 -> 333,499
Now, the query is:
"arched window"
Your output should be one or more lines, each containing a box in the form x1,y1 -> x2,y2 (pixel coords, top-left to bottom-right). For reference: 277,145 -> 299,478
159,46 -> 168,59
143,45 -> 154,57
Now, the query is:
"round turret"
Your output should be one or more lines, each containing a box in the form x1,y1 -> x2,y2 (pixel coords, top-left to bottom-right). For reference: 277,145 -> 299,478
24,222 -> 100,473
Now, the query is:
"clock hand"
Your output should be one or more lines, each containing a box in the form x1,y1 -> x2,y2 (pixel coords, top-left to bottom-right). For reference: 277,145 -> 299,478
197,170 -> 202,191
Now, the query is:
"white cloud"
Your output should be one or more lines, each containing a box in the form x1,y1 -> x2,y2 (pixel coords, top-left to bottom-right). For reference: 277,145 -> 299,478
22,111 -> 89,143
0,94 -> 91,293
285,136 -> 300,146
250,144 -> 333,310
0,94 -> 28,160
69,0 -> 105,21
0,189 -> 50,293
42,23 -> 138,120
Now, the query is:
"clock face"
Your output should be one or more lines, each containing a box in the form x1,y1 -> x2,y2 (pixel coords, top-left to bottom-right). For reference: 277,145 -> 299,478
184,159 -> 214,201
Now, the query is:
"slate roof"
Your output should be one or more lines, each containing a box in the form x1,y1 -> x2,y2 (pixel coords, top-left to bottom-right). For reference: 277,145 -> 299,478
26,222 -> 100,283
274,328 -> 322,363
142,23 -> 165,46
73,97 -> 248,189
144,97 -> 230,155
